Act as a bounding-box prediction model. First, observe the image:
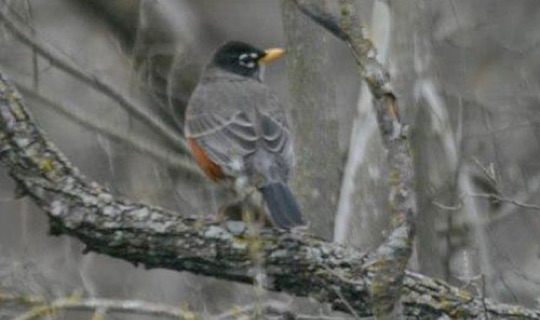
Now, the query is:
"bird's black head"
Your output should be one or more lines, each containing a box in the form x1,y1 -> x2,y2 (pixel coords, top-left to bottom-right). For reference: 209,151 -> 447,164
211,41 -> 284,78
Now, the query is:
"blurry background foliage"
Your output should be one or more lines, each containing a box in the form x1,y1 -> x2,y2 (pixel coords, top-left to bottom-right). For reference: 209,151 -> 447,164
0,0 -> 540,318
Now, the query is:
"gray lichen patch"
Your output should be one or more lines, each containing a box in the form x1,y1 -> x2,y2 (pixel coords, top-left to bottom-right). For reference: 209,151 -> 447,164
231,238 -> 248,250
49,200 -> 66,217
204,225 -> 232,241
97,192 -> 113,203
81,194 -> 98,206
136,207 -> 151,220
102,206 -> 116,217
269,249 -> 291,261
224,220 -> 247,235
152,220 -> 176,233
304,246 -> 323,261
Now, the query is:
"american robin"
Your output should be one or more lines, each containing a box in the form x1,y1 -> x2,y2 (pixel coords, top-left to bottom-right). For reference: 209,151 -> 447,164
185,41 -> 305,229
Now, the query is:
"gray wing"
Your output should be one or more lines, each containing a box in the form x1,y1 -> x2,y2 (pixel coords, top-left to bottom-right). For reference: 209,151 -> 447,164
259,110 -> 294,164
186,110 -> 258,169
256,91 -> 295,179
185,76 -> 294,178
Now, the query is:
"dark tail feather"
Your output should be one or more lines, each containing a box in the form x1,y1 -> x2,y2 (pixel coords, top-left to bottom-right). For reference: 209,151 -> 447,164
260,183 -> 305,229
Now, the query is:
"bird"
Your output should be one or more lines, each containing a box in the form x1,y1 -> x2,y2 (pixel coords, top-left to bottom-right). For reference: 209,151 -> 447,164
184,41 -> 305,229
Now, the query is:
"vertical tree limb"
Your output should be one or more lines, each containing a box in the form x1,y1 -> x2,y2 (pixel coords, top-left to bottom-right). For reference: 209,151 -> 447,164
334,0 -> 393,248
291,1 -> 417,318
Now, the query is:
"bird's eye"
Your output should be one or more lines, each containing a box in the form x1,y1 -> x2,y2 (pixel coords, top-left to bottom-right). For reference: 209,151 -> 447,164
238,52 -> 257,68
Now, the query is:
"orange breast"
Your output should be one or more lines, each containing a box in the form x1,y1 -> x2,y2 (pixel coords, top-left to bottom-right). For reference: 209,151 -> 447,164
188,138 -> 225,182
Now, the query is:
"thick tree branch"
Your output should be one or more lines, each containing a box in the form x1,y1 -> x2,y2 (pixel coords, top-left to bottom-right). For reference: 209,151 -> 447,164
291,1 -> 414,318
0,72 -> 538,319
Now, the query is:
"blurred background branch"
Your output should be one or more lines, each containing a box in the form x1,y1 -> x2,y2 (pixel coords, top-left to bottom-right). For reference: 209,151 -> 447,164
0,3 -> 188,152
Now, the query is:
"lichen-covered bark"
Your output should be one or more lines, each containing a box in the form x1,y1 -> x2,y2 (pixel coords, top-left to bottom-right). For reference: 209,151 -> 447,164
0,70 -> 539,319
290,1 -> 416,318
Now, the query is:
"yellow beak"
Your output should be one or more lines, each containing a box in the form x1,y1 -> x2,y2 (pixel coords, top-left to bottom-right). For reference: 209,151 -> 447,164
259,48 -> 285,64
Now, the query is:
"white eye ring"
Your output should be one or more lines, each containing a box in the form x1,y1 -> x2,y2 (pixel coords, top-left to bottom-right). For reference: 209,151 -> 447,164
238,52 -> 257,68
239,61 -> 256,68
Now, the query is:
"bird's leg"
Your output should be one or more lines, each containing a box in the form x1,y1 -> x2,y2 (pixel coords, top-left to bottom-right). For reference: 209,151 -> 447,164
243,188 -> 273,228
213,184 -> 258,223
240,186 -> 259,223
219,175 -> 272,228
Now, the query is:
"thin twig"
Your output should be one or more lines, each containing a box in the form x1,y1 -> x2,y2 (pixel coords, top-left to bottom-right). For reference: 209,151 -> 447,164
432,200 -> 463,211
21,0 -> 39,92
434,157 -> 540,213
468,192 -> 540,211
433,191 -> 540,213
0,4 -> 188,152
472,157 -> 499,190
331,287 -> 362,320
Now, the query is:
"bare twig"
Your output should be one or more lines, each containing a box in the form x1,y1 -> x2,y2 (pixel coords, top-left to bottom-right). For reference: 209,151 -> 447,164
472,157 -> 500,190
434,192 -> 540,213
432,200 -> 463,211
331,286 -> 362,320
0,4 -> 188,152
21,0 -> 39,91
468,192 -> 540,211
470,158 -> 540,211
